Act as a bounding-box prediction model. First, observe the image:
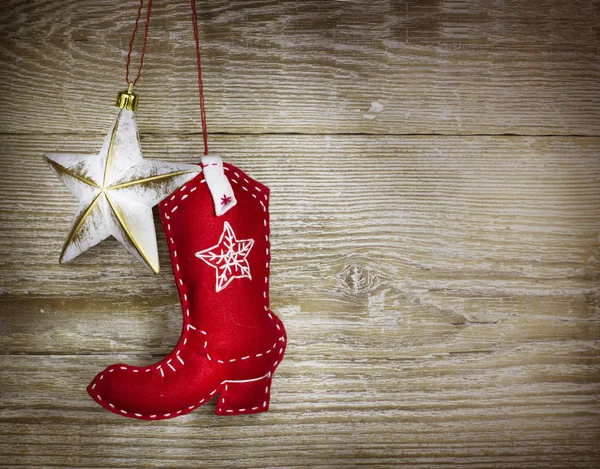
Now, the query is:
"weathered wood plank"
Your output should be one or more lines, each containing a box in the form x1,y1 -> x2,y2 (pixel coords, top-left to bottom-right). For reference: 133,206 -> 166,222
0,0 -> 598,135
0,134 -> 598,359
0,348 -> 598,468
1,0 -> 599,467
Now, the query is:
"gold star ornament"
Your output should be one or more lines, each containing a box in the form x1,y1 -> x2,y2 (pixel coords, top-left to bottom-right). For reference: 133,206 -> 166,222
44,90 -> 200,273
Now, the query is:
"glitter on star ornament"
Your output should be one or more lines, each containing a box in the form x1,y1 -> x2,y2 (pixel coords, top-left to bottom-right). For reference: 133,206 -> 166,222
44,94 -> 200,273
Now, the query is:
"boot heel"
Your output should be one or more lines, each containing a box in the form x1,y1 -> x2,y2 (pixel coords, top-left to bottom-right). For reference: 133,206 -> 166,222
216,373 -> 272,416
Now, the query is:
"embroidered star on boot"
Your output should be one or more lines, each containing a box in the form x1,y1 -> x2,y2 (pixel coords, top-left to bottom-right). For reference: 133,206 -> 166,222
195,222 -> 254,292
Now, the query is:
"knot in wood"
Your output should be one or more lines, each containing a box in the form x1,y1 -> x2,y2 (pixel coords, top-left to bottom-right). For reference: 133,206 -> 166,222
338,264 -> 377,295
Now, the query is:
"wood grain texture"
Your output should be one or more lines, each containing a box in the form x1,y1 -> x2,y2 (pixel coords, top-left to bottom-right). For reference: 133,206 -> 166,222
1,0 -> 599,467
1,134 -> 599,467
0,0 -> 599,136
0,350 -> 599,469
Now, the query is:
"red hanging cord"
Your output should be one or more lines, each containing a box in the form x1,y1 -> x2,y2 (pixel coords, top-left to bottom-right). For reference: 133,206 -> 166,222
123,0 -> 208,155
191,0 -> 209,155
125,0 -> 153,87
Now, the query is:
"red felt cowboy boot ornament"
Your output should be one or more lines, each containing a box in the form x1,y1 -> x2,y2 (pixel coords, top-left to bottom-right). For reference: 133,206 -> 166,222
46,0 -> 286,419
89,158 -> 286,418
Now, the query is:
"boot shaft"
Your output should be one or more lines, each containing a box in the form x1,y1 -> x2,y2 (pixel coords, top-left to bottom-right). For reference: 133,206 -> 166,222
159,164 -> 279,359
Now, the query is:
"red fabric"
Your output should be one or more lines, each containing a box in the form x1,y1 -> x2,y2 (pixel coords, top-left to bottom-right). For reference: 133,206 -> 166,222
88,163 -> 286,419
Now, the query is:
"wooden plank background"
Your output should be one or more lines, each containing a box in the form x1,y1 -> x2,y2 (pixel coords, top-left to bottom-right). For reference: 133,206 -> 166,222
1,0 -> 599,468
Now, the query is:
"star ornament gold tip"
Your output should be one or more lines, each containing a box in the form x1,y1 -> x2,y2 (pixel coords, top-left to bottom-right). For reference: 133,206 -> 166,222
44,107 -> 200,273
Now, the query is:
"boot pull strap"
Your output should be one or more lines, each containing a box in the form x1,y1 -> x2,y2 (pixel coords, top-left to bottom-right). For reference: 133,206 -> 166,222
201,155 -> 237,216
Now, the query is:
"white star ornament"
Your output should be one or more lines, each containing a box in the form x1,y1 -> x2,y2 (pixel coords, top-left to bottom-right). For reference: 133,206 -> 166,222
44,108 -> 200,273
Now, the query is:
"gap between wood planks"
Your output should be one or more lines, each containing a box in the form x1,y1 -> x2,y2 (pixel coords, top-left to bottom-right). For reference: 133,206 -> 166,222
1,131 -> 599,138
